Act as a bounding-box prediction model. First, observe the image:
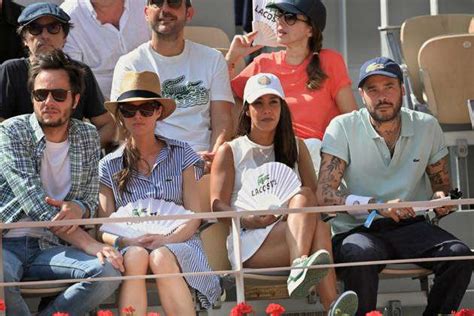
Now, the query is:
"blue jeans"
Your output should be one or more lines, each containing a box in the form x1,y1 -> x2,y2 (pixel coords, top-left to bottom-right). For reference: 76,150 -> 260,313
332,218 -> 473,316
2,237 -> 121,316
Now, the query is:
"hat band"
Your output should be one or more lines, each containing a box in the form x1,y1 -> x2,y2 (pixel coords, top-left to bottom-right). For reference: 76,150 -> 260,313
117,90 -> 161,101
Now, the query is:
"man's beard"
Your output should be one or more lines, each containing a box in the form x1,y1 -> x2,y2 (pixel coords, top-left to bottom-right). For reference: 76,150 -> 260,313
151,12 -> 186,41
368,93 -> 403,123
36,103 -> 74,128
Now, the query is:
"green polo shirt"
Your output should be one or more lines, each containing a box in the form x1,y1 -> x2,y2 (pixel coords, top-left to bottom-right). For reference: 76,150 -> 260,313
321,107 -> 448,236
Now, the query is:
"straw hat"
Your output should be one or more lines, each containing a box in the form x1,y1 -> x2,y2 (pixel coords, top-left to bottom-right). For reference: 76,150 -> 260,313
105,71 -> 176,120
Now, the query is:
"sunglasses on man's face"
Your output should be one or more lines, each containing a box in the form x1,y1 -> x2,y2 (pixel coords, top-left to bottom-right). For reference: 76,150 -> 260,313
27,22 -> 63,36
148,0 -> 183,9
275,10 -> 309,26
118,102 -> 161,118
32,89 -> 71,102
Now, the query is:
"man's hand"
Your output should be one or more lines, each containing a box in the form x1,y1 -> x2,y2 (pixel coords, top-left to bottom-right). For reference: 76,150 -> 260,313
197,151 -> 215,174
377,198 -> 416,223
432,191 -> 455,217
46,197 -> 84,235
85,242 -> 124,273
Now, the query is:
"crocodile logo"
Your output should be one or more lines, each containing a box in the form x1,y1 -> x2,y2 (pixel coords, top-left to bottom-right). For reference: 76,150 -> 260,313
257,173 -> 270,186
162,75 -> 209,109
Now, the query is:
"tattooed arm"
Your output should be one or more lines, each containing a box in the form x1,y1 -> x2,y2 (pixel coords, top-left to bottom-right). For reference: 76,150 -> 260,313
316,153 -> 348,206
426,156 -> 451,195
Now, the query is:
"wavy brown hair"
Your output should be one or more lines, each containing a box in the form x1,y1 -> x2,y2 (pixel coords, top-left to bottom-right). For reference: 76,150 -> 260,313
306,21 -> 328,90
236,98 -> 298,169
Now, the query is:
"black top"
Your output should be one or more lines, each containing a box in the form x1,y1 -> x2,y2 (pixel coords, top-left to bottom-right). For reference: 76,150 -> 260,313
0,57 -> 106,120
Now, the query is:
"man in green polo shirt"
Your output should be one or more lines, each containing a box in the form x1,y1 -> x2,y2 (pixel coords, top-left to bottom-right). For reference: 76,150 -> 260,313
316,57 -> 472,316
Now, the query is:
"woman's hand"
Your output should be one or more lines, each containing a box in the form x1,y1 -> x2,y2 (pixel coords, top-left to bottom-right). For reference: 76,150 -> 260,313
242,215 -> 279,229
226,31 -> 263,65
136,234 -> 169,250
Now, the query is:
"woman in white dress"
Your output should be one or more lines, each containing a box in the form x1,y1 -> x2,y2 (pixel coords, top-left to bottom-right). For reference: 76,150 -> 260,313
211,73 -> 357,315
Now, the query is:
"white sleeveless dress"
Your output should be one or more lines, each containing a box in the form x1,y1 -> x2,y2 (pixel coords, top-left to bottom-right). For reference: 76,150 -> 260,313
226,135 -> 300,268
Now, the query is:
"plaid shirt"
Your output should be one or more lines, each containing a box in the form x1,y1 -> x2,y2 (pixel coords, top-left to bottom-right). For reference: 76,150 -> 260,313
0,114 -> 100,247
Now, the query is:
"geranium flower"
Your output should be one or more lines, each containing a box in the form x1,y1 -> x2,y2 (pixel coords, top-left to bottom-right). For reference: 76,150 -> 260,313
122,305 -> 136,315
0,299 -> 5,311
97,310 -> 114,316
147,312 -> 161,316
230,302 -> 255,315
52,313 -> 69,316
452,309 -> 474,316
366,311 -> 383,316
266,303 -> 285,315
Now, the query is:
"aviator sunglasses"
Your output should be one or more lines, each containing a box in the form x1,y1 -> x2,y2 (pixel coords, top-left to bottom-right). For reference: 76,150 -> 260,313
26,22 -> 63,36
32,89 -> 71,102
148,0 -> 183,9
274,10 -> 309,26
118,102 -> 161,118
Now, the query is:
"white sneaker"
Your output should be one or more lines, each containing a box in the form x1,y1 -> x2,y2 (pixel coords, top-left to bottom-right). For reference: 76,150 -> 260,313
328,290 -> 359,316
287,249 -> 331,298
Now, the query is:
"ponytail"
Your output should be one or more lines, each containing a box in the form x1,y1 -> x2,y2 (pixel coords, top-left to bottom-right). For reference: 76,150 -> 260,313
306,23 -> 327,90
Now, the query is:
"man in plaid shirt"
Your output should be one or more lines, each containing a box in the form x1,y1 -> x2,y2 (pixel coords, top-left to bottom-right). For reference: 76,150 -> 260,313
0,50 -> 124,315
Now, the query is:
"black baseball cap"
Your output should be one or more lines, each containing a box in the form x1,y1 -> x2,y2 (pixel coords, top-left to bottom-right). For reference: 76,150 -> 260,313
266,0 -> 326,32
18,2 -> 70,26
358,57 -> 403,88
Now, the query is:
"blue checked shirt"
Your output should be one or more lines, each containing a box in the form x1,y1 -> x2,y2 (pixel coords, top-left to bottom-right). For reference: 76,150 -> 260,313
0,114 -> 100,246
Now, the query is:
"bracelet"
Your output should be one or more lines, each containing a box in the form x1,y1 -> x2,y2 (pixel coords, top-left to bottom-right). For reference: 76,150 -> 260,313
72,200 -> 87,217
113,236 -> 123,250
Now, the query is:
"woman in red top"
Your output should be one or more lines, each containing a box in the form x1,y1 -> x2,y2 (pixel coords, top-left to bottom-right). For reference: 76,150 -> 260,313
227,0 -> 357,170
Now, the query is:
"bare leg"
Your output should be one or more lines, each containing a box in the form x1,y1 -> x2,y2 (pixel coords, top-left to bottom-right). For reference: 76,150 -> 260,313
149,247 -> 195,316
313,220 -> 338,311
119,246 -> 149,316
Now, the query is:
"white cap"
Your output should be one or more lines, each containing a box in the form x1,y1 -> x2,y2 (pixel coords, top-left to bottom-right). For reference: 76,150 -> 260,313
243,73 -> 285,104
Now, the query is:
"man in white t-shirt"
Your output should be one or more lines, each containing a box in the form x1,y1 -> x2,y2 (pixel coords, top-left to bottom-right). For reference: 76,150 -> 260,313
61,0 -> 151,98
111,0 -> 234,168
0,50 -> 124,315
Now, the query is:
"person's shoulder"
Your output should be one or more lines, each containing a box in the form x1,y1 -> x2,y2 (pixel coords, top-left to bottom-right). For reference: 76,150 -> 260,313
402,107 -> 439,126
0,114 -> 33,137
187,40 -> 224,59
60,0 -> 81,13
319,49 -> 344,59
70,118 -> 99,137
332,109 -> 362,124
101,145 -> 125,164
1,57 -> 28,72
118,42 -> 150,63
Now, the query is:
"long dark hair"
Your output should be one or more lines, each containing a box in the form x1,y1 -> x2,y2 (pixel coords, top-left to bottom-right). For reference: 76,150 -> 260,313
236,98 -> 298,169
306,21 -> 328,90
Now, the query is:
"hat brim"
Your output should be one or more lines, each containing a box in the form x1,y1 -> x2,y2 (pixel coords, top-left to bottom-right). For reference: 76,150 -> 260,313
358,71 -> 400,88
105,97 -> 176,120
245,88 -> 285,104
266,2 -> 305,15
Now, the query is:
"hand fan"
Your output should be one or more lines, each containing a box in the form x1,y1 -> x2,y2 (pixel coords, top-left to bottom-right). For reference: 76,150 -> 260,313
100,198 -> 194,238
235,162 -> 301,211
251,0 -> 282,47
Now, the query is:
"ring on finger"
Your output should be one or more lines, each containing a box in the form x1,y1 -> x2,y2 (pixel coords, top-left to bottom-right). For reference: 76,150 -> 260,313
396,210 -> 401,216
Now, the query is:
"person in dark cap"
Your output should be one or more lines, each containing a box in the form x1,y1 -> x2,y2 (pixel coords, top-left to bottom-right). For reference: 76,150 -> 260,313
227,0 -> 358,176
317,57 -> 473,316
0,2 -> 116,148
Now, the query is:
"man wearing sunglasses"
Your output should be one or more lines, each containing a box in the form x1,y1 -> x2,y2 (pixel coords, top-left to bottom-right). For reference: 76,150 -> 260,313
0,49 -> 124,316
0,2 -> 116,149
111,0 -> 234,171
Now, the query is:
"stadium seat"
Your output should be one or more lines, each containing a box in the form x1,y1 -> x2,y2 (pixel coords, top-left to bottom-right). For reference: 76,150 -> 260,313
184,26 -> 231,48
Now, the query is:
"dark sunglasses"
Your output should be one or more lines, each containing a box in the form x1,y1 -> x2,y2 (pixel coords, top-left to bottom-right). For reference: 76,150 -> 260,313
148,0 -> 183,9
275,10 -> 309,26
32,89 -> 71,102
26,22 -> 63,36
118,102 -> 161,118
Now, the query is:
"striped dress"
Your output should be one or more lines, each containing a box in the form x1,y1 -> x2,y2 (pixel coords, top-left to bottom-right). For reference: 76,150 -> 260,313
99,136 -> 220,309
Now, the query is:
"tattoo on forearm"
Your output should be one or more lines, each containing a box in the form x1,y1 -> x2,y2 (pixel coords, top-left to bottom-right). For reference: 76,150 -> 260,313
317,155 -> 347,205
426,157 -> 451,193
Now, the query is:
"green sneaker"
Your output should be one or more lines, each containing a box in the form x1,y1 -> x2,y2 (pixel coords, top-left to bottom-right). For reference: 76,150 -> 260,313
287,249 -> 330,298
328,290 -> 358,316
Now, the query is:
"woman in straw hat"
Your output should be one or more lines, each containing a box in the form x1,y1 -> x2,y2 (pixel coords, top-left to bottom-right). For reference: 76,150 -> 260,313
98,71 -> 220,314
211,73 -> 357,315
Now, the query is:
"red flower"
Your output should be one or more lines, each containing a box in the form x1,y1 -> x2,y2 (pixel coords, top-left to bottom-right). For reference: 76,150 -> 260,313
122,305 -> 136,315
147,313 -> 161,316
230,302 -> 254,315
266,303 -> 285,315
0,299 -> 5,311
52,313 -> 69,316
452,309 -> 474,316
97,310 -> 114,316
366,312 -> 383,316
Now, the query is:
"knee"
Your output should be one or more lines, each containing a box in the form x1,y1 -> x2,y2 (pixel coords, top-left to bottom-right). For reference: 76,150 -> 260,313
444,242 -> 473,257
338,240 -> 387,263
149,248 -> 178,274
124,246 -> 149,274
291,186 -> 316,207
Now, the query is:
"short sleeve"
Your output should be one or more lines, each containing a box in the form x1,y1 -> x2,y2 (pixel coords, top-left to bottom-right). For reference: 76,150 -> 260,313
321,50 -> 352,99
210,53 -> 235,103
231,59 -> 260,99
321,118 -> 350,164
182,143 -> 204,180
99,158 -> 113,189
428,119 -> 449,165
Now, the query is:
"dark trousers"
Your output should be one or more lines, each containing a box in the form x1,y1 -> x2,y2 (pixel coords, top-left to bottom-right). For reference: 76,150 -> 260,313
332,217 -> 473,316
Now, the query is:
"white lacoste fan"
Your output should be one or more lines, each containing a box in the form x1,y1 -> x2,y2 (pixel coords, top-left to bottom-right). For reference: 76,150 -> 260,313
252,0 -> 282,47
100,198 -> 194,238
235,162 -> 302,210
